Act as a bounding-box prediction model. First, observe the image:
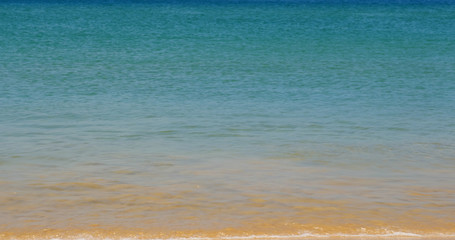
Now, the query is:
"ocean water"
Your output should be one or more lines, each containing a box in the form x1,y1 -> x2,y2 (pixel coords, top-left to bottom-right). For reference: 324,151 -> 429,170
1,0 -> 455,239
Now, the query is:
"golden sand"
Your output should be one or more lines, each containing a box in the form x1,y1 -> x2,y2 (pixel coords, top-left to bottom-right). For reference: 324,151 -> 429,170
1,163 -> 454,240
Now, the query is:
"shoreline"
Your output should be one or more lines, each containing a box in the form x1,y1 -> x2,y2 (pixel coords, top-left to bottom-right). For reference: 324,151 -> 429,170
2,228 -> 455,240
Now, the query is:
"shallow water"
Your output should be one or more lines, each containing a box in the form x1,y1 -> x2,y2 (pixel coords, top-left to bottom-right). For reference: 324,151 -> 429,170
1,0 -> 455,239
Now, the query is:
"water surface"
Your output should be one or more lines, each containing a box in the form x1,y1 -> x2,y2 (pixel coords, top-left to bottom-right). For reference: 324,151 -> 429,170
1,1 -> 455,239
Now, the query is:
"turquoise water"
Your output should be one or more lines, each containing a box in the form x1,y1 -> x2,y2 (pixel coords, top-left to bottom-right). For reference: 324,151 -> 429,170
1,1 -> 455,238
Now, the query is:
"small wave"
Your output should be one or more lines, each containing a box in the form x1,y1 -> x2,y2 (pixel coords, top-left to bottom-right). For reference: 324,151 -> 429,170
15,231 -> 455,240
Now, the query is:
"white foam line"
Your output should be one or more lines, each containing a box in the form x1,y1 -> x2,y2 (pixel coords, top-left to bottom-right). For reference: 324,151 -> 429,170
121,232 -> 455,240
16,232 -> 455,240
175,233 -> 455,240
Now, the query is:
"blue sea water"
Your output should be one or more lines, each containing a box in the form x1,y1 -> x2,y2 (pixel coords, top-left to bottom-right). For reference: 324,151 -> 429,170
0,0 -> 455,238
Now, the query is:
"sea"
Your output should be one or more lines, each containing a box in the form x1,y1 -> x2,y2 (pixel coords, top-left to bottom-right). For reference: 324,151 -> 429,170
0,0 -> 454,239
